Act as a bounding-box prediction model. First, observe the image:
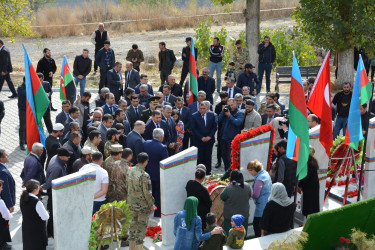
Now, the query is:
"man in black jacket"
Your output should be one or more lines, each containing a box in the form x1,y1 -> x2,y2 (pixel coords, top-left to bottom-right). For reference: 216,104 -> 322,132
180,37 -> 197,87
37,48 -> 57,110
73,49 -> 92,97
91,23 -> 110,74
18,77 -> 27,150
0,40 -> 17,98
257,36 -> 276,93
96,40 -> 115,92
158,42 -> 176,85
107,62 -> 125,102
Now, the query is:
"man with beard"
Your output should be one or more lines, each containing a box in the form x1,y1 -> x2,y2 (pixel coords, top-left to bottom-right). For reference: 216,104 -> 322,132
332,82 -> 352,139
37,48 -> 57,111
242,99 -> 261,131
104,128 -> 121,159
113,109 -> 131,135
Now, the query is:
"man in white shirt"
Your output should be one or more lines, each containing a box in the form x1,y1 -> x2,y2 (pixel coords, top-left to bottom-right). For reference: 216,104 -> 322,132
80,151 -> 108,214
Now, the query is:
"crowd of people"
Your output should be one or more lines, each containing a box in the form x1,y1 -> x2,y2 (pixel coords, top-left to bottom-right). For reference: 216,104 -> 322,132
0,21 -> 373,250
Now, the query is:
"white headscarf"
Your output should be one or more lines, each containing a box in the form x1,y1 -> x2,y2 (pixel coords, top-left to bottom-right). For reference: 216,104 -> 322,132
268,183 -> 293,207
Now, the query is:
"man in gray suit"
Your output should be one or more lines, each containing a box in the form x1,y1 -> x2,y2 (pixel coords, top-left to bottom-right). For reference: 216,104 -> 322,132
125,62 -> 140,90
98,114 -> 114,144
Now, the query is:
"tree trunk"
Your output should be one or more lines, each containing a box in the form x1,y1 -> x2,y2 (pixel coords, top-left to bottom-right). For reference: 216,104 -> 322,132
337,48 -> 354,86
245,0 -> 260,74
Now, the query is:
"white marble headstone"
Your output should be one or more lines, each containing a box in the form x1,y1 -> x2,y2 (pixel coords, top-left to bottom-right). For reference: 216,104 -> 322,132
159,147 -> 197,247
364,117 -> 375,199
52,169 -> 96,250
309,125 -> 329,211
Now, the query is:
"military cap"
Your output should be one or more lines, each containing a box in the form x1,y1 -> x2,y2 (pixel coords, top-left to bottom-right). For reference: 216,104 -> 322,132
111,144 -> 123,153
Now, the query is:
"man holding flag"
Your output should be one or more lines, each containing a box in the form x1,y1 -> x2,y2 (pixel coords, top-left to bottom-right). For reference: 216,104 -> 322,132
180,37 -> 197,88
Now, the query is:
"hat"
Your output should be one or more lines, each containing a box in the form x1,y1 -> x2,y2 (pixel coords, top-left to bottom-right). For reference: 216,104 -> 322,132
149,96 -> 161,104
111,144 -> 123,153
196,164 -> 206,173
107,128 -> 121,137
53,123 -> 64,131
57,147 -> 73,157
104,40 -> 110,45
81,147 -> 93,155
245,63 -> 255,69
231,214 -> 245,227
185,37 -> 192,42
235,40 -> 242,45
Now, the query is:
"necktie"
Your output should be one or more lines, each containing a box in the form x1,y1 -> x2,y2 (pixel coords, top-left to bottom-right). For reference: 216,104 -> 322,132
127,70 -> 132,82
156,123 -> 160,128
66,113 -> 69,119
202,115 -> 205,127
228,88 -> 232,98
135,107 -> 139,119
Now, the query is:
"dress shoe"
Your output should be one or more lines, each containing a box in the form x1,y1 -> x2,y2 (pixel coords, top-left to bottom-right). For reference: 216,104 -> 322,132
215,163 -> 221,169
8,94 -> 17,98
1,243 -> 12,250
51,107 -> 57,111
20,145 -> 26,151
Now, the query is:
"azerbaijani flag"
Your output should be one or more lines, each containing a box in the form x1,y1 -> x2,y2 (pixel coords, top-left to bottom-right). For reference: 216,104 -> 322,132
60,56 -> 76,102
23,44 -> 50,153
286,52 -> 309,180
344,55 -> 372,149
188,38 -> 198,105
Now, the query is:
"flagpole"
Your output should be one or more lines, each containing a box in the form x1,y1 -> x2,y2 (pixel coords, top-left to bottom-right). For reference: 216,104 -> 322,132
357,81 -> 374,202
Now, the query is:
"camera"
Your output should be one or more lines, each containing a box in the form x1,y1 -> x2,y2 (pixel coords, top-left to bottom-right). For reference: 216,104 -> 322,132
278,118 -> 289,127
224,105 -> 230,113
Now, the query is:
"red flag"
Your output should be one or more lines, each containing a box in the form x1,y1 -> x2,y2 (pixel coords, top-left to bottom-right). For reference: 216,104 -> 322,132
307,51 -> 332,157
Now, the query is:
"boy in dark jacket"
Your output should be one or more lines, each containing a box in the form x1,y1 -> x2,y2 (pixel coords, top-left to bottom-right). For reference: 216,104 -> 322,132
199,213 -> 226,250
227,214 -> 246,249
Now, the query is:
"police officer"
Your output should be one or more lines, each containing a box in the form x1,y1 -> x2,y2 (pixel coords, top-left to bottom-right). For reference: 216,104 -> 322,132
127,152 -> 154,250
233,40 -> 250,79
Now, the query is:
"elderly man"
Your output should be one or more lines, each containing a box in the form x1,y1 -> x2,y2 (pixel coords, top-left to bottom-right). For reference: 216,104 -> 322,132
308,114 -> 320,129
222,77 -> 242,99
91,22 -> 110,75
87,110 -> 103,128
159,74 -> 182,97
139,84 -> 152,108
125,62 -> 140,89
0,149 -> 15,215
234,93 -> 245,110
189,90 -> 207,115
243,99 -> 261,131
98,114 -> 114,144
63,131 -> 82,174
45,123 -> 64,167
144,128 -> 168,217
126,44 -> 144,72
96,40 -> 115,92
135,74 -> 153,95
71,147 -> 92,173
95,87 -> 110,107
127,121 -> 146,165
61,121 -> 80,145
20,143 -> 45,185
101,92 -> 118,116
107,62 -> 125,102
84,130 -> 102,152
198,67 -> 215,104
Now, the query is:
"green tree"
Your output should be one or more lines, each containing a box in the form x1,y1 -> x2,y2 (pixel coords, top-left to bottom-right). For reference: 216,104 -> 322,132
194,19 -> 212,69
0,0 -> 34,41
294,0 -> 375,85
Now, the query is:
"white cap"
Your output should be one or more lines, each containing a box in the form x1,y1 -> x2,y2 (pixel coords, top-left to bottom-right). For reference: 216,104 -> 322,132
53,123 -> 64,131
81,147 -> 93,155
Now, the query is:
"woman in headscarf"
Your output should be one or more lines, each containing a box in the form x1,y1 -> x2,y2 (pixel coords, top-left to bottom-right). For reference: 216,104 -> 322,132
247,160 -> 272,237
298,146 -> 320,217
174,196 -> 223,250
260,183 -> 296,236
220,169 -> 252,236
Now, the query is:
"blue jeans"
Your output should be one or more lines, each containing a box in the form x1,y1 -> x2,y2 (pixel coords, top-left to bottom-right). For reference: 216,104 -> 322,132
93,200 -> 107,215
73,75 -> 86,97
333,116 -> 348,140
209,61 -> 222,91
258,62 -> 272,92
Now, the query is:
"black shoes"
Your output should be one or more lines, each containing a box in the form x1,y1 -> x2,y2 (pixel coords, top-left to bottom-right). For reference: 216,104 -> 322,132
1,243 -> 12,250
20,145 -> 26,151
51,107 -> 57,111
215,163 -> 221,169
8,94 -> 17,98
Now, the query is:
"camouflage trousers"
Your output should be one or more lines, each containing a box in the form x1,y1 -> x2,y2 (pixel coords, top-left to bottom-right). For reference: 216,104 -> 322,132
128,211 -> 149,244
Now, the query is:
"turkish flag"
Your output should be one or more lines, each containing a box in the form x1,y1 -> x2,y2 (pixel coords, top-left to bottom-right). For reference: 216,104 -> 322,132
307,51 -> 333,157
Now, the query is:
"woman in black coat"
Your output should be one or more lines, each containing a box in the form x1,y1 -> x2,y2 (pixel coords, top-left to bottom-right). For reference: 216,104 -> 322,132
185,165 -> 212,230
298,150 -> 320,217
20,179 -> 49,250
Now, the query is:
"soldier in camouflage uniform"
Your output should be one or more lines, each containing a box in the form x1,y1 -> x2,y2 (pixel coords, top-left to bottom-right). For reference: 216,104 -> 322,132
127,152 -> 154,250
104,128 -> 121,158
103,144 -> 129,202
233,40 -> 250,78
140,96 -> 160,123
120,147 -> 134,167
84,130 -> 102,152
257,92 -> 281,115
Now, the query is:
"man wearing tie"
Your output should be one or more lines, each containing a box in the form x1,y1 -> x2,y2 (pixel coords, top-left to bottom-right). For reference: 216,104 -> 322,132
101,92 -> 118,116
125,62 -> 140,89
126,95 -> 146,129
261,104 -> 280,125
222,77 -> 242,99
55,100 -> 71,125
143,110 -> 169,145
190,101 -> 217,174
173,97 -> 191,150
162,85 -> 177,105
107,62 -> 124,102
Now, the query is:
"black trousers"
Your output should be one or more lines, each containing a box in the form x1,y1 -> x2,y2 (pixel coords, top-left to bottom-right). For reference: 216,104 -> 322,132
99,67 -> 110,92
134,66 -> 140,73
253,216 -> 261,238
19,109 -> 26,145
182,132 -> 190,150
151,180 -> 160,217
47,190 -> 54,238
94,48 -> 99,72
179,63 -> 189,87
221,139 -> 232,171
197,142 -> 213,175
216,133 -> 222,165
43,109 -> 53,134
160,69 -> 171,85
0,73 -> 17,95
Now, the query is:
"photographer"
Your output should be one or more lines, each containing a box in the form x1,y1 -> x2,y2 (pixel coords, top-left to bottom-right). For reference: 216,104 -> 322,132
270,115 -> 289,145
214,91 -> 229,169
218,98 -> 244,171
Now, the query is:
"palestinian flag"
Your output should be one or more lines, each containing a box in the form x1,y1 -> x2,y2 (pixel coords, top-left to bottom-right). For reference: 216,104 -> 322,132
60,56 -> 76,102
188,38 -> 198,105
23,44 -> 50,153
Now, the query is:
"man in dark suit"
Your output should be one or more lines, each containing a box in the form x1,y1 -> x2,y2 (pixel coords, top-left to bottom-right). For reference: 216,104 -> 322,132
198,67 -> 215,104
95,40 -> 115,92
0,149 -> 15,214
159,75 -> 182,97
134,74 -> 153,95
143,128 -> 169,217
125,62 -> 140,89
162,105 -> 177,156
107,62 -> 125,102
101,92 -> 118,116
55,100 -> 71,125
189,91 -> 212,115
190,101 -> 217,174
18,77 -> 27,150
222,77 -> 242,99
126,121 -> 146,165
138,84 -> 152,108
0,40 -> 17,98
98,114 -> 114,144
63,106 -> 80,139
261,103 -> 281,125
126,95 -> 146,129
45,123 -> 64,168
143,110 -> 169,144
161,84 -> 177,104
173,97 -> 191,149
180,37 -> 198,87
113,109 -> 131,135
95,87 -> 110,107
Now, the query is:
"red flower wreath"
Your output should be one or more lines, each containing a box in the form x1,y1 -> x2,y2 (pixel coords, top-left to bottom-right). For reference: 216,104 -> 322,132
231,124 -> 275,171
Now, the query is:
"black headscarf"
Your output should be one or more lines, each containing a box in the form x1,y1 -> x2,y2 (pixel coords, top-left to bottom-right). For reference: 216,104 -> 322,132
230,169 -> 244,188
